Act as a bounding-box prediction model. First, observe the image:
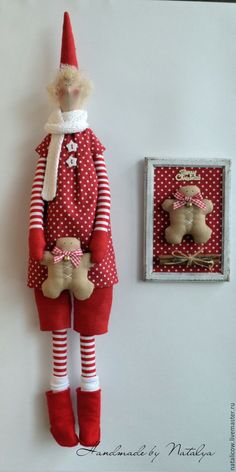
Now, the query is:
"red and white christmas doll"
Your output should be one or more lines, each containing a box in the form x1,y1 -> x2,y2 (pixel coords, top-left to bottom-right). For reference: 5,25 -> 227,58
27,12 -> 118,447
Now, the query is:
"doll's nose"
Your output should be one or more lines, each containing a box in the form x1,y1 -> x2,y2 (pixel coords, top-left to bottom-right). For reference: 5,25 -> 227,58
66,85 -> 77,94
65,86 -> 80,97
58,85 -> 70,96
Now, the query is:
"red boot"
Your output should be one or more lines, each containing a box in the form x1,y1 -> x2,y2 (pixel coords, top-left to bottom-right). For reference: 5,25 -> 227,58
46,388 -> 79,447
76,388 -> 101,446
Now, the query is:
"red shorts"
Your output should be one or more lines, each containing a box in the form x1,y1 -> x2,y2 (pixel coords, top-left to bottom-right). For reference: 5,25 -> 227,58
34,287 -> 113,335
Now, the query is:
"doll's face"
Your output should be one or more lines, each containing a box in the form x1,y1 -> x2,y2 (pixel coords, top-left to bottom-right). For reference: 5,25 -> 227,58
47,66 -> 92,112
57,237 -> 81,251
56,75 -> 81,111
180,185 -> 200,197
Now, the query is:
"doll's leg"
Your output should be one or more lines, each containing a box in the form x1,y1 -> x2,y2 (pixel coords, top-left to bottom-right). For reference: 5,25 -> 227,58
80,335 -> 99,392
34,289 -> 78,447
46,328 -> 78,447
50,329 -> 69,392
191,224 -> 212,244
165,224 -> 186,244
76,334 -> 100,446
74,287 -> 113,446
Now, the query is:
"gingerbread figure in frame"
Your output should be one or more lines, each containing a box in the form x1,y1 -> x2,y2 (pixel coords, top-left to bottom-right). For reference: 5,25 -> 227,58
162,185 -> 213,244
27,12 -> 118,447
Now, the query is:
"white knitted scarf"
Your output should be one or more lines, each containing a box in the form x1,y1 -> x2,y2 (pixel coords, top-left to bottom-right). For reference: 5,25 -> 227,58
42,108 -> 89,201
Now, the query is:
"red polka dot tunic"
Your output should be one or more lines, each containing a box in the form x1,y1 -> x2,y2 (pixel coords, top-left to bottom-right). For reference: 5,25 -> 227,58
28,128 -> 118,289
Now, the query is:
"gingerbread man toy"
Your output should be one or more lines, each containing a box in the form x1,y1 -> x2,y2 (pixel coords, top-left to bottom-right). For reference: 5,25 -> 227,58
41,237 -> 94,301
162,185 -> 213,244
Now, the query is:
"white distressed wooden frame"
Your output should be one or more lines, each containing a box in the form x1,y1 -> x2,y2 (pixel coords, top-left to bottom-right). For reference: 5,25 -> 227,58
144,158 -> 231,282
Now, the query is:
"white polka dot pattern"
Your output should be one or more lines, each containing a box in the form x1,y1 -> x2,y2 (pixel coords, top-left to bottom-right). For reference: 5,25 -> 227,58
153,166 -> 223,273
28,129 -> 118,289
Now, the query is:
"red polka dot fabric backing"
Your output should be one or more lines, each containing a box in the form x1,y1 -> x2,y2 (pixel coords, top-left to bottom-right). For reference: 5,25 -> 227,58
153,166 -> 223,273
28,129 -> 118,289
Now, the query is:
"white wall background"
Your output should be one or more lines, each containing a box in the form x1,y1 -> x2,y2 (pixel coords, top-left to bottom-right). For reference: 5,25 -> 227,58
0,1 -> 236,471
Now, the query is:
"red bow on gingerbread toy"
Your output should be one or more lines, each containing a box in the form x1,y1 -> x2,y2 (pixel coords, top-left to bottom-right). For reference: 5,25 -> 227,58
173,190 -> 207,210
52,246 -> 83,267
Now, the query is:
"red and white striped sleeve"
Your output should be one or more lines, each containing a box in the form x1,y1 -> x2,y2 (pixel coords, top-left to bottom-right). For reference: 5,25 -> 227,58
29,156 -> 46,230
93,154 -> 111,233
29,135 -> 50,230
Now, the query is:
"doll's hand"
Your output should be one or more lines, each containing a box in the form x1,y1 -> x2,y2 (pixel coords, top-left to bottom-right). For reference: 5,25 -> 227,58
89,231 -> 109,264
28,229 -> 46,261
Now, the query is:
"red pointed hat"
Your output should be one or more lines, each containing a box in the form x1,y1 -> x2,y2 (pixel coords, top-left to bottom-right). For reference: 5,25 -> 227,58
60,12 -> 78,68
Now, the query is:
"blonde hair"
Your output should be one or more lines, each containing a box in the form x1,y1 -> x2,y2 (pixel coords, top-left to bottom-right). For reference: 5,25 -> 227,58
47,65 -> 93,105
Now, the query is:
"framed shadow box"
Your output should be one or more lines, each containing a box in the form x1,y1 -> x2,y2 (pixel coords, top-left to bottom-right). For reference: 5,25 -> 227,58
144,158 -> 231,282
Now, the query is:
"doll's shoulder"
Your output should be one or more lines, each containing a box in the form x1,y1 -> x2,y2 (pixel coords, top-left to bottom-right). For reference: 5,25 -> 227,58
35,134 -> 51,157
84,128 -> 106,155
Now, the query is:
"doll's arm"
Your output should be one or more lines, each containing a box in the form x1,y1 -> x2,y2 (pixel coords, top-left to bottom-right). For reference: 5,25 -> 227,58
89,153 -> 111,263
162,199 -> 174,212
28,155 -> 46,261
202,199 -> 214,215
93,153 -> 111,232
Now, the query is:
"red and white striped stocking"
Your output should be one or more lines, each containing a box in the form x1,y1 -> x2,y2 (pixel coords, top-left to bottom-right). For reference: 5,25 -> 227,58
80,335 -> 99,392
50,329 -> 69,392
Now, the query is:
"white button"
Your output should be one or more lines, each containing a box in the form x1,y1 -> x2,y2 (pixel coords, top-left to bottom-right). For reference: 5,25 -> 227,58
66,140 -> 78,152
66,156 -> 77,168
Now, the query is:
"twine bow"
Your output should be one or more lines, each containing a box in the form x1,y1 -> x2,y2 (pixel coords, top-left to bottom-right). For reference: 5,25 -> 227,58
159,250 -> 220,270
173,190 -> 207,210
52,246 -> 83,268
